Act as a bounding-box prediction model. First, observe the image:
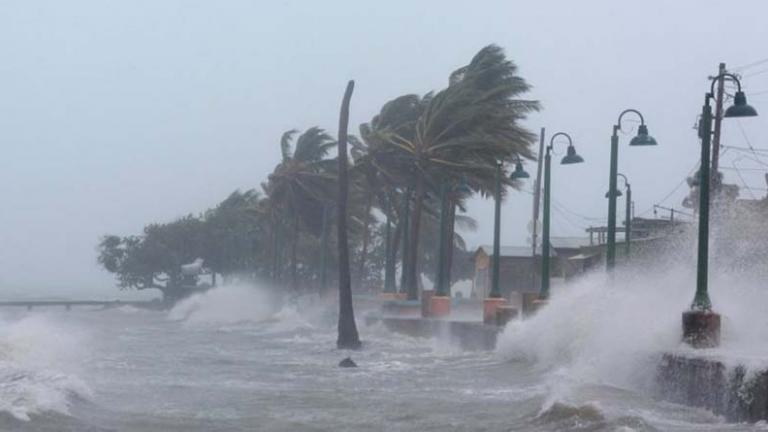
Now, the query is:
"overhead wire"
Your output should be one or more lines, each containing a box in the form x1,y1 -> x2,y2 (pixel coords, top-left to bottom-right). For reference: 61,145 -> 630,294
732,57 -> 768,72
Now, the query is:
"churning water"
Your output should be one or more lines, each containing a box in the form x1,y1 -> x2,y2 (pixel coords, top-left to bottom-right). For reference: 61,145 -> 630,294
3,276 -> 768,431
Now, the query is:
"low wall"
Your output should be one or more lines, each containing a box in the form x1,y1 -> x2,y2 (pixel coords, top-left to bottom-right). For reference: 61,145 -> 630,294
656,353 -> 768,422
365,316 -> 501,350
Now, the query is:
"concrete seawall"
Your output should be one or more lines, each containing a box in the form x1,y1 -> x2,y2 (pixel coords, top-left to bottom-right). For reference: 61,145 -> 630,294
657,353 -> 768,422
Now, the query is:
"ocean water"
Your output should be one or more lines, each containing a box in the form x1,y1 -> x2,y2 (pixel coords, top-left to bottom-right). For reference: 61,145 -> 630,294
2,277 -> 768,432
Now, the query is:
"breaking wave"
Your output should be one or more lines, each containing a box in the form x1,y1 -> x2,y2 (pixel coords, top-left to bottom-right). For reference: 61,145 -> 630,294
0,313 -> 91,422
168,284 -> 280,325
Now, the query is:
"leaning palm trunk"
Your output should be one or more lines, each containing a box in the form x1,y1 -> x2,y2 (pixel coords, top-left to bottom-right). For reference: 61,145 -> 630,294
336,80 -> 361,350
405,172 -> 425,300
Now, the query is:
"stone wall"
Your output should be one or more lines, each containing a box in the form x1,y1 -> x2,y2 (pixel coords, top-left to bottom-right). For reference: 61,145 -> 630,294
657,353 -> 768,422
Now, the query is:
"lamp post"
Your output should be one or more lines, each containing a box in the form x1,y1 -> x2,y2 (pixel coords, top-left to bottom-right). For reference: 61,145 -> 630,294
683,73 -> 758,348
619,174 -> 632,259
606,174 -> 631,258
431,178 -> 472,317
606,110 -> 657,271
538,132 -> 584,303
483,160 -> 531,324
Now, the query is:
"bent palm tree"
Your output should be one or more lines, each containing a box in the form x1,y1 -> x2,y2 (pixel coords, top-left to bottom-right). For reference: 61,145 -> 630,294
263,127 -> 337,290
370,45 -> 541,299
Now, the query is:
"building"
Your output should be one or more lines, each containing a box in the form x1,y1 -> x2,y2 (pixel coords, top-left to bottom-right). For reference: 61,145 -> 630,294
471,237 -> 593,300
470,218 -> 688,302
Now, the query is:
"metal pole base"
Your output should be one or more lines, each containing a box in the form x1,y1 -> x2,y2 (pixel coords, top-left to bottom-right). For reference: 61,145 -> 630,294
682,310 -> 721,348
483,298 -> 507,324
430,296 -> 451,318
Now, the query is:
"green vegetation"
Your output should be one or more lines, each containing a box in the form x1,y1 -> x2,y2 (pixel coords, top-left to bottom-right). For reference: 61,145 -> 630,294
97,44 -> 539,305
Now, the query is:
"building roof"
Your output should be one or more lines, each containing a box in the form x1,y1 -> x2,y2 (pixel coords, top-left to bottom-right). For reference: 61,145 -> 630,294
550,237 -> 592,249
476,245 -> 555,258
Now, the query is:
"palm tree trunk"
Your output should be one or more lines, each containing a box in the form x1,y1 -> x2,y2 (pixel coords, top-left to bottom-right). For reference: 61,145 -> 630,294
444,199 -> 457,291
405,172 -> 425,300
291,214 -> 299,290
399,189 -> 411,294
272,217 -> 281,282
336,80 -> 361,350
383,211 -> 397,293
355,194 -> 374,291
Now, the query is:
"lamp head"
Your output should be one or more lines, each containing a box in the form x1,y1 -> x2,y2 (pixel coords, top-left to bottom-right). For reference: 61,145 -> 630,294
561,145 -> 584,164
509,161 -> 530,179
605,189 -> 623,198
630,124 -> 657,146
724,91 -> 758,118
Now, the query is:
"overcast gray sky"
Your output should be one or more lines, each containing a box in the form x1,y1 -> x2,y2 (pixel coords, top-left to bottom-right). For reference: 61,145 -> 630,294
1,0 -> 767,298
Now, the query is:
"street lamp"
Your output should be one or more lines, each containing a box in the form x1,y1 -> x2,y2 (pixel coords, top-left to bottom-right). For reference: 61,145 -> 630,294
432,177 -> 472,317
484,159 -> 531,324
684,73 -> 758,348
539,132 -> 584,301
606,110 -> 657,271
605,173 -> 632,258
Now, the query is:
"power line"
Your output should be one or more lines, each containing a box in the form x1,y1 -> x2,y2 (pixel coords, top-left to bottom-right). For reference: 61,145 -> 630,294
732,57 -> 768,72
720,166 -> 768,172
744,68 -> 768,78
735,119 -> 766,165
636,160 -> 699,217
721,145 -> 768,153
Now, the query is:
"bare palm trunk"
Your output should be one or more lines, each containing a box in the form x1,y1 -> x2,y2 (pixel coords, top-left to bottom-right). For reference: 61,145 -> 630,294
336,80 -> 361,350
272,217 -> 282,282
291,214 -> 299,290
444,199 -> 457,290
405,172 -> 425,300
355,194 -> 374,292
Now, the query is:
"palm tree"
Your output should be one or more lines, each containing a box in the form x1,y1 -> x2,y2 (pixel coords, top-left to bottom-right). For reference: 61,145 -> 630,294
263,127 -> 337,290
337,80 -> 361,350
202,189 -> 266,284
367,45 -> 540,299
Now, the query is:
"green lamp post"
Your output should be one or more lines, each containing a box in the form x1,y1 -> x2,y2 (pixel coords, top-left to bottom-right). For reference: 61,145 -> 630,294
490,162 -> 504,299
683,73 -> 757,348
605,173 -> 631,258
540,132 -> 584,301
484,159 -> 531,324
606,110 -> 657,271
488,159 -> 531,299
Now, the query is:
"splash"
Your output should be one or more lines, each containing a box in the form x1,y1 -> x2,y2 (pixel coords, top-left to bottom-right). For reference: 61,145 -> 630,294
168,284 -> 279,325
0,314 -> 91,421
497,253 -> 768,408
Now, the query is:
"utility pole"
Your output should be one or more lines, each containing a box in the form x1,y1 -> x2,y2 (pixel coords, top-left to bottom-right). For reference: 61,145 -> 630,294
711,62 -> 726,188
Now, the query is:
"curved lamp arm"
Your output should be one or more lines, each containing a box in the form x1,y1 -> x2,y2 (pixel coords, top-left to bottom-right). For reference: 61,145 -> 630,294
547,132 -> 573,154
710,73 -> 743,96
617,173 -> 630,189
616,109 -> 646,131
